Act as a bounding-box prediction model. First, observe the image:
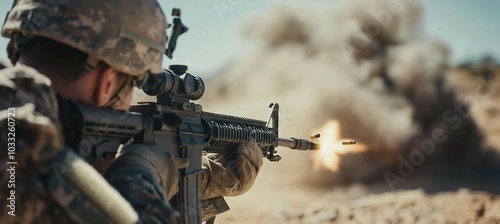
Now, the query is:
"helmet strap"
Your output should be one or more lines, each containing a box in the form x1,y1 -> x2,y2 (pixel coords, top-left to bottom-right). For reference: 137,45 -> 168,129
84,55 -> 100,71
103,75 -> 135,110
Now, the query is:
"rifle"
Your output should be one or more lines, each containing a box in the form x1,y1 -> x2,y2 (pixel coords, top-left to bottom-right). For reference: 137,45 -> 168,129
76,65 -> 320,223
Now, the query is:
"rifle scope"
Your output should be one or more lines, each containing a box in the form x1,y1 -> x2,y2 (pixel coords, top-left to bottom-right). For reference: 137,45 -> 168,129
142,64 -> 205,100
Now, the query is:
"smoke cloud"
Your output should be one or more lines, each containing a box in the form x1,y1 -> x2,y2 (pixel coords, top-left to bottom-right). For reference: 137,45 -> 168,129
199,0 -> 458,183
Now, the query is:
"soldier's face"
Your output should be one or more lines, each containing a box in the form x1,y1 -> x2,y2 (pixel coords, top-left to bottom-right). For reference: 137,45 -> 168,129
92,66 -> 134,111
60,65 -> 134,111
51,64 -> 134,110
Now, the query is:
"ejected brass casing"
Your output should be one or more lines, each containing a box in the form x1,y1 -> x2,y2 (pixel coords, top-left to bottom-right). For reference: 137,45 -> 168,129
342,140 -> 356,145
310,133 -> 321,139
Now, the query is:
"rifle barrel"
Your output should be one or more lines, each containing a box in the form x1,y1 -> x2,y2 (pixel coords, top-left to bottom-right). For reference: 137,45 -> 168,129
277,137 -> 320,151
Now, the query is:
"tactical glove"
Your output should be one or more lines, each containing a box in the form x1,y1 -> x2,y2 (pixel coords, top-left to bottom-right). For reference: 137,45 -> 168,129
201,141 -> 264,199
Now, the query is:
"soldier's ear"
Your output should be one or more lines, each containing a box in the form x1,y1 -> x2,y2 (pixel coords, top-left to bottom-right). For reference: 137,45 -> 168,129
95,65 -> 119,107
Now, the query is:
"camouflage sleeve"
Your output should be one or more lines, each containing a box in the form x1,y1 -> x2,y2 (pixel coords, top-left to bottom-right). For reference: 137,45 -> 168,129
200,142 -> 264,220
201,196 -> 230,222
0,66 -> 114,223
103,143 -> 183,223
0,65 -> 63,171
104,166 -> 181,223
0,65 -> 67,222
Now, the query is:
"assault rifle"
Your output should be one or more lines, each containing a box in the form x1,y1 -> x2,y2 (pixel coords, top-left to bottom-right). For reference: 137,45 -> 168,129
76,65 -> 320,224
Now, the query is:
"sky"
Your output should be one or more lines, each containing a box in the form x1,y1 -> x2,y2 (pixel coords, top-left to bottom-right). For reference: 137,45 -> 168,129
0,0 -> 499,75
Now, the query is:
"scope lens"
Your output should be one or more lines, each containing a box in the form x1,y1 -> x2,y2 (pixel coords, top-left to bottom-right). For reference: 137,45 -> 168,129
183,74 -> 196,94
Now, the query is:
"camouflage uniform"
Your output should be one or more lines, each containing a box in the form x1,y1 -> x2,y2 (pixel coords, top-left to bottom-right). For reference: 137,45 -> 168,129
1,0 -> 263,222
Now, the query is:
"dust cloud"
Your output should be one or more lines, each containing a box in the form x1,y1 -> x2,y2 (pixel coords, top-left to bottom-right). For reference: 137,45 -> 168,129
200,0 -> 460,185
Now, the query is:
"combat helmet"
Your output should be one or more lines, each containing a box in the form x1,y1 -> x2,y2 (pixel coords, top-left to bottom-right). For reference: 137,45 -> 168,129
2,0 -> 169,76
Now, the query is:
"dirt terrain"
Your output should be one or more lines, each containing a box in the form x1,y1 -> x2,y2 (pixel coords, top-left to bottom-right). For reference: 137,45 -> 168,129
219,182 -> 500,224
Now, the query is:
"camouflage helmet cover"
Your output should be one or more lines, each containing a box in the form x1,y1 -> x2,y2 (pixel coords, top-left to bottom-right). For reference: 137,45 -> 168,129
2,0 -> 169,76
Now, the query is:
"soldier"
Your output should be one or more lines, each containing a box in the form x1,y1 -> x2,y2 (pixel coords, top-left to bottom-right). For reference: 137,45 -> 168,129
0,0 -> 262,223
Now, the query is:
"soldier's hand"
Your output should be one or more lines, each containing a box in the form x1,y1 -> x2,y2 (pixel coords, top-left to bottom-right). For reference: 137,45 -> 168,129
104,143 -> 186,224
106,143 -> 187,198
201,141 -> 263,199
236,141 -> 264,173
